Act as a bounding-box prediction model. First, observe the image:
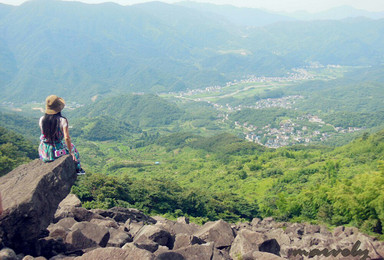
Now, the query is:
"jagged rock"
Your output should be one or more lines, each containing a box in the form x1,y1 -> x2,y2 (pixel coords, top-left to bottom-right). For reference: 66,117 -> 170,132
55,218 -> 78,230
153,245 -> 170,257
212,248 -> 232,260
134,241 -> 159,253
155,252 -> 185,260
303,233 -> 335,249
65,222 -> 110,251
266,229 -> 291,247
374,241 -> 384,259
242,251 -> 285,260
177,217 -> 189,224
172,242 -> 214,260
261,217 -> 275,225
284,223 -> 305,238
36,236 -> 67,258
194,220 -> 234,249
74,246 -> 155,260
58,194 -> 82,208
124,219 -> 145,237
173,233 -> 205,250
350,235 -> 383,260
92,207 -> 156,224
47,218 -> 77,240
333,226 -> 345,237
90,218 -> 119,229
0,156 -> 77,254
133,225 -> 173,249
344,227 -> 359,237
229,229 -> 280,259
304,224 -> 321,235
55,207 -> 104,223
155,218 -> 199,237
251,218 -> 261,226
48,227 -> 68,241
232,222 -> 252,234
107,228 -> 133,247
0,248 -> 18,260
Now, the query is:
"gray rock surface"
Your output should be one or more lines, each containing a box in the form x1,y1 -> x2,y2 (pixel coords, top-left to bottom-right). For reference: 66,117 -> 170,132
230,229 -> 280,259
0,156 -> 76,254
172,242 -> 215,260
0,248 -> 18,260
194,220 -> 235,249
65,222 -> 110,251
133,225 -> 173,249
74,246 -> 154,260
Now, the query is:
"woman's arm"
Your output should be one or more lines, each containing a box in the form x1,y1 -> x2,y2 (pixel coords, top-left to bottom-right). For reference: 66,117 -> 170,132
63,120 -> 77,162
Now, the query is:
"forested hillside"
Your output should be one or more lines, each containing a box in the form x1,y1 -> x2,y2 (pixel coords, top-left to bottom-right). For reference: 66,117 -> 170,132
69,127 -> 384,238
0,126 -> 37,176
70,94 -> 184,128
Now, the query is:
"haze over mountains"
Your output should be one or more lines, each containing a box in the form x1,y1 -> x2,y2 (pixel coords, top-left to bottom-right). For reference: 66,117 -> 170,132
0,0 -> 384,103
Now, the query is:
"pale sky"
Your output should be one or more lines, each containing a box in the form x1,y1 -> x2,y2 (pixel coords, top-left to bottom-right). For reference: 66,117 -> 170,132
1,0 -> 384,13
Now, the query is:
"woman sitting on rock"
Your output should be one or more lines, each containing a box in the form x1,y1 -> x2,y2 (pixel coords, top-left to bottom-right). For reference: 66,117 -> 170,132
38,95 -> 85,175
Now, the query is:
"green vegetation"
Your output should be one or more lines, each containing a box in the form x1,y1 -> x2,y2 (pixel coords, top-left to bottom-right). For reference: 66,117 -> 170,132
68,127 -> 384,238
1,1 -> 384,102
70,94 -> 184,128
0,126 -> 37,176
0,111 -> 40,142
71,116 -> 141,141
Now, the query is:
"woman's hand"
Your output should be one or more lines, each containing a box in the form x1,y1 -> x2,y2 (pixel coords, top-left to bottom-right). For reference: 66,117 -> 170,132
71,153 -> 77,162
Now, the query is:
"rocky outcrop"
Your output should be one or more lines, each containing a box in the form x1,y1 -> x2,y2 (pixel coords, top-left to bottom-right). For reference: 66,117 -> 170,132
0,156 -> 77,255
1,158 -> 384,260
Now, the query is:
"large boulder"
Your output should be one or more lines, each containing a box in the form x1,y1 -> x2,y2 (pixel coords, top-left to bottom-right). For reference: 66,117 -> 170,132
242,251 -> 284,260
91,207 -> 156,224
65,222 -> 110,251
107,228 -> 133,247
0,248 -> 17,260
155,218 -> 199,237
172,242 -> 215,260
74,246 -> 154,260
194,220 -> 235,249
173,234 -> 205,250
229,229 -> 280,259
55,206 -> 104,223
0,156 -> 77,254
133,225 -> 173,249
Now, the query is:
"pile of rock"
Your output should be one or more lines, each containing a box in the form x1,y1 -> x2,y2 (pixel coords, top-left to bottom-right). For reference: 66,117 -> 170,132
1,156 -> 384,260
2,194 -> 383,260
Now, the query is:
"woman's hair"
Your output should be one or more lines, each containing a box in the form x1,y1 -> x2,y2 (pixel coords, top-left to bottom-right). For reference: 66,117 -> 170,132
42,112 -> 67,143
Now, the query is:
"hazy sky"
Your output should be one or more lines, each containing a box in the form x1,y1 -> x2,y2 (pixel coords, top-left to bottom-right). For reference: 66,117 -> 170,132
1,0 -> 383,13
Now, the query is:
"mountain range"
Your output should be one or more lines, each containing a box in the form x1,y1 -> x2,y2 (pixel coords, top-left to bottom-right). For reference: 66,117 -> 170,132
0,0 -> 383,103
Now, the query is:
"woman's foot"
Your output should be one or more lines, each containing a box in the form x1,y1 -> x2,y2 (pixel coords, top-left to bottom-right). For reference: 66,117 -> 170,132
76,168 -> 86,175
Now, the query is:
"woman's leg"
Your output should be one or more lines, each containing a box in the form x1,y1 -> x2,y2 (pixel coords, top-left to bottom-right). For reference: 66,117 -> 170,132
70,143 -> 82,171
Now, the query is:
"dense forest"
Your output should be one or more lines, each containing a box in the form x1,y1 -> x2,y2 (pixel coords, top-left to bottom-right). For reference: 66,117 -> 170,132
67,129 -> 384,239
0,126 -> 37,176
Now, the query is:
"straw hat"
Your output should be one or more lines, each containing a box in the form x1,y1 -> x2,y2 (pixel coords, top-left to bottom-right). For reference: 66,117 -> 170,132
45,95 -> 65,115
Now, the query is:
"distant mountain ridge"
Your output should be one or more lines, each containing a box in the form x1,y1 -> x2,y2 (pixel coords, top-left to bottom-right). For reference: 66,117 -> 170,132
285,5 -> 384,21
1,0 -> 384,103
176,1 -> 296,27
